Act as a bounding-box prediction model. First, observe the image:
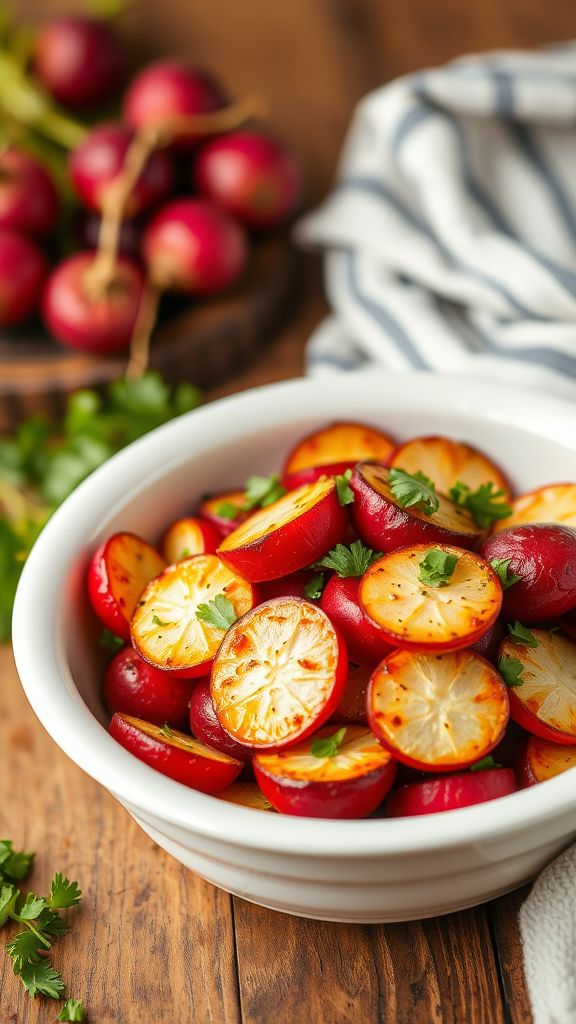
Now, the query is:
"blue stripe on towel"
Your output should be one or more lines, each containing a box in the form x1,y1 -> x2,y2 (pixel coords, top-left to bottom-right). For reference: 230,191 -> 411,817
507,120 -> 576,245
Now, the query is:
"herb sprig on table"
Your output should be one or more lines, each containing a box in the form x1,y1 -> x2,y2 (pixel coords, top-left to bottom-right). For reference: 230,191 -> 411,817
0,372 -> 201,642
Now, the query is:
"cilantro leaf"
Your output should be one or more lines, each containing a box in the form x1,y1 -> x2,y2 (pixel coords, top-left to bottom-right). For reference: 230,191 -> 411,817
0,841 -> 34,881
48,875 -> 81,910
507,621 -> 540,648
311,727 -> 347,759
98,629 -> 124,654
160,723 -> 175,740
335,470 -> 354,507
449,481 -> 512,530
498,656 -> 525,688
6,929 -> 44,970
314,540 -> 381,578
215,502 -> 241,521
304,572 -> 326,600
490,558 -> 520,590
196,594 -> 238,630
18,893 -> 47,920
58,999 -> 86,1021
418,548 -> 459,588
151,614 -> 171,627
35,907 -> 67,937
389,468 -> 439,516
0,883 -> 19,925
470,755 -> 502,773
15,958 -> 65,999
242,474 -> 286,511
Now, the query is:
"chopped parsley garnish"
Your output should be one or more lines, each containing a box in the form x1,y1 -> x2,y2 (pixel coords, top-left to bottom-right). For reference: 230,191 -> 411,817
314,540 -> 381,578
215,501 -> 242,521
507,621 -> 539,648
303,573 -> 326,600
418,548 -> 459,588
470,755 -> 502,773
58,999 -> 86,1021
449,481 -> 512,530
490,558 -> 520,590
311,727 -> 347,759
498,655 -> 525,688
152,614 -> 171,627
98,628 -> 124,654
335,469 -> 355,506
389,468 -> 439,516
196,594 -> 238,630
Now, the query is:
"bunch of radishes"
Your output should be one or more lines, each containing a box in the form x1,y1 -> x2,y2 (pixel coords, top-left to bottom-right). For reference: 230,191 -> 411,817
0,13 -> 302,362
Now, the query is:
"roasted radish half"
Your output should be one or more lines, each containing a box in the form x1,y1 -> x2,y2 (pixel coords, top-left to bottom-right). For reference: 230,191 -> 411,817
518,734 -> 576,787
499,629 -> 576,744
282,461 -> 356,492
386,769 -> 517,817
389,436 -> 511,499
217,478 -> 349,582
131,554 -> 257,677
368,649 -> 509,771
198,490 -> 248,537
480,524 -> 576,622
320,576 -> 394,665
109,713 -> 242,791
359,545 -> 502,653
88,532 -> 165,640
351,463 -> 480,553
492,483 -> 576,533
253,725 -> 396,818
283,421 -> 395,475
103,646 -> 194,728
210,597 -> 348,749
216,781 -> 274,811
332,664 -> 371,725
162,517 -> 219,564
189,678 -> 253,763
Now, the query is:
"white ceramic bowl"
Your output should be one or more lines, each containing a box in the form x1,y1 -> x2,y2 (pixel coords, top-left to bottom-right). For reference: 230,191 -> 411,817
12,373 -> 576,923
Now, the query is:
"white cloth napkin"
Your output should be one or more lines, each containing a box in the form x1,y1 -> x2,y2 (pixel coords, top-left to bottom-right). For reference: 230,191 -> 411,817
297,44 -> 576,399
298,44 -> 576,1023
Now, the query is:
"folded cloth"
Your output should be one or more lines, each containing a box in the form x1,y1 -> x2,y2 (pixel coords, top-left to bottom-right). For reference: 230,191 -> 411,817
297,44 -> 576,397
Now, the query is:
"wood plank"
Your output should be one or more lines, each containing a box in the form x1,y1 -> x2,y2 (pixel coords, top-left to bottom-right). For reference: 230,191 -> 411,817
488,890 -> 534,1024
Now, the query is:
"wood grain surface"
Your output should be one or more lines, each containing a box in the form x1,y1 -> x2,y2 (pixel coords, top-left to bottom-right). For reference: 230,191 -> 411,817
4,0 -> 573,1018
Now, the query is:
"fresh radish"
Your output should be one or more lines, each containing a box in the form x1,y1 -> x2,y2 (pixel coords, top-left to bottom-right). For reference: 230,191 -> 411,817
189,679 -> 252,763
283,421 -> 395,475
389,435 -> 511,499
216,782 -> 274,811
387,769 -> 517,817
161,517 -> 219,564
0,230 -> 47,325
131,554 -> 257,678
471,620 -> 505,664
492,483 -> 576,533
351,463 -> 480,553
88,532 -> 165,641
34,15 -> 123,108
198,490 -> 248,538
123,61 -> 225,143
0,149 -> 59,237
320,576 -> 393,665
75,209 -> 142,260
518,734 -> 576,787
103,646 -> 194,728
368,648 -> 509,771
332,665 -> 371,725
500,629 -> 576,744
108,713 -> 242,792
217,477 -> 349,583
359,545 -> 502,653
253,725 -> 395,818
281,461 -> 355,492
210,597 -> 348,749
479,524 -> 576,622
260,570 -> 320,601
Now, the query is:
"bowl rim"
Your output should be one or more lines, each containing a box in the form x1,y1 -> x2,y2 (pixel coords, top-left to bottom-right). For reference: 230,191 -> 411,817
12,371 -> 576,857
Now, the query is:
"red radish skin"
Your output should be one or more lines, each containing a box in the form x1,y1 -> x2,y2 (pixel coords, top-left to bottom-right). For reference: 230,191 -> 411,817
518,734 -> 576,787
217,477 -> 349,583
76,210 -> 142,260
331,665 -> 371,725
282,461 -> 355,492
387,769 -> 517,817
0,230 -> 47,325
34,16 -> 123,108
260,570 -> 318,601
162,517 -> 219,564
123,62 -> 225,143
493,483 -> 576,533
194,130 -> 303,228
480,524 -> 576,622
103,647 -> 194,728
389,435 -> 511,499
368,648 -> 509,771
109,713 -> 242,792
500,630 -> 576,745
189,679 -> 252,763
0,149 -> 59,236
198,490 -> 248,538
561,609 -> 576,643
211,598 -> 348,749
320,576 -> 394,666
284,422 -> 396,475
471,619 -> 505,664
143,198 -> 248,295
351,463 -> 480,553
42,252 -> 146,354
88,532 -> 165,640
253,726 -> 396,818
70,123 -> 174,217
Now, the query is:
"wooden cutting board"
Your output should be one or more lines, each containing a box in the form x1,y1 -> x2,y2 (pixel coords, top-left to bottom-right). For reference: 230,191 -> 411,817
0,237 -> 298,431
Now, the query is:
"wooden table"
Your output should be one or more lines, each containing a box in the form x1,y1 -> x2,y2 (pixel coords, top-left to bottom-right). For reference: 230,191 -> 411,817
7,0 -> 576,1017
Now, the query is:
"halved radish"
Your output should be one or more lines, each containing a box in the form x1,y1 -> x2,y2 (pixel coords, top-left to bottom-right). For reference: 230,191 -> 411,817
492,483 -> 576,533
253,725 -> 396,818
518,734 -> 576,787
210,597 -> 348,749
103,646 -> 195,728
351,463 -> 480,553
389,436 -> 511,499
108,713 -> 243,792
386,769 -> 517,817
131,554 -> 257,678
500,630 -> 576,744
189,678 -> 253,763
216,781 -> 275,811
359,545 -> 502,653
88,532 -> 165,640
332,664 -> 371,725
480,524 -> 576,622
282,461 -> 355,491
320,575 -> 394,665
198,489 -> 248,537
217,478 -> 349,582
162,517 -> 219,564
283,421 -> 396,474
260,569 -> 319,602
368,649 -> 509,771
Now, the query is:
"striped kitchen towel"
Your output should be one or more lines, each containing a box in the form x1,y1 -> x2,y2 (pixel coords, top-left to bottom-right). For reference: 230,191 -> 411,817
297,45 -> 576,397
